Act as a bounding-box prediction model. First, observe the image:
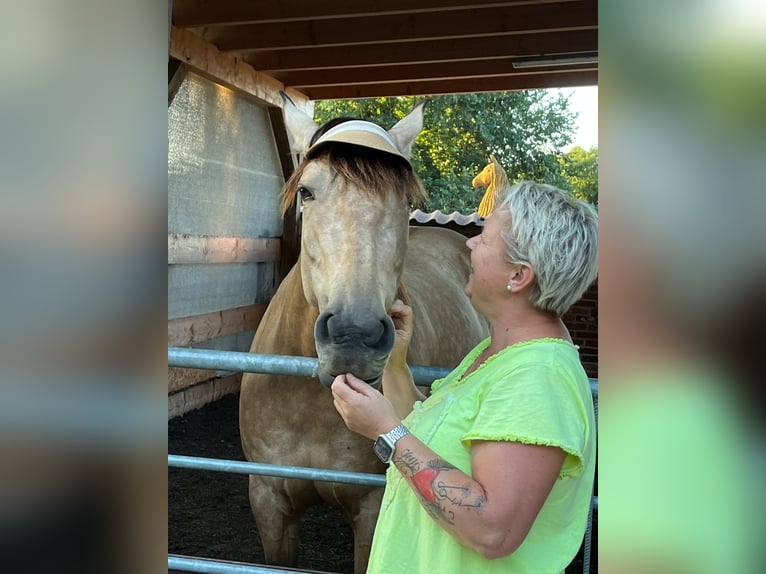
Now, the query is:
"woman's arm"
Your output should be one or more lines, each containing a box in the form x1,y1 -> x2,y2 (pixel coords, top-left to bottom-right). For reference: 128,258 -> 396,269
382,300 -> 425,417
382,362 -> 425,419
392,436 -> 565,559
331,374 -> 566,559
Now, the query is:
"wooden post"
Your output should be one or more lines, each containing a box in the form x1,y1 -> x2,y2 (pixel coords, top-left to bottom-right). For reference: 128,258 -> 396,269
268,105 -> 301,280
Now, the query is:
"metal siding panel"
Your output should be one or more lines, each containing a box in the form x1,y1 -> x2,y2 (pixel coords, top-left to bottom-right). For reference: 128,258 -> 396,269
168,262 -> 276,320
168,71 -> 286,337
168,72 -> 284,239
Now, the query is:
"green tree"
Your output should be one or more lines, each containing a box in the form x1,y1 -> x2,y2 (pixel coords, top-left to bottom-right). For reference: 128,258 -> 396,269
559,146 -> 599,207
314,91 -> 585,213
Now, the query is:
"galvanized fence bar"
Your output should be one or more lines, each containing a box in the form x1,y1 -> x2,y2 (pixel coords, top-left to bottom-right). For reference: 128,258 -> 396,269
167,347 -> 598,399
169,454 -> 386,487
168,346 -> 598,573
168,347 -> 450,386
169,554 -> 323,574
582,390 -> 598,574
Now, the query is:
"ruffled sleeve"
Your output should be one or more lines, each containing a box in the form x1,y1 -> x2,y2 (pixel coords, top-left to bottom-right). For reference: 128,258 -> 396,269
461,350 -> 591,478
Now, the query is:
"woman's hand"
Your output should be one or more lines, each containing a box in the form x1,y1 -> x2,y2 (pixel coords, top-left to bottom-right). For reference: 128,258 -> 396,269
388,299 -> 413,365
331,373 -> 400,440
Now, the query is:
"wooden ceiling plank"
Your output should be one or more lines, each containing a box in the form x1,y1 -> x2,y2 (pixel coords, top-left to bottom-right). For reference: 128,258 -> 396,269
244,30 -> 597,72
173,0 -> 581,27
300,70 -> 597,99
169,26 -> 310,111
196,1 -> 596,51
272,58 -> 596,88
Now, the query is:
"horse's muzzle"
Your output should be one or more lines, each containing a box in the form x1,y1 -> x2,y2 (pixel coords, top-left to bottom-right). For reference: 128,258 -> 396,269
314,310 -> 394,389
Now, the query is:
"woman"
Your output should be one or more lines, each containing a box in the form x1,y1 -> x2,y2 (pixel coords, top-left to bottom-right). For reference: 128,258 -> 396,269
332,179 -> 598,573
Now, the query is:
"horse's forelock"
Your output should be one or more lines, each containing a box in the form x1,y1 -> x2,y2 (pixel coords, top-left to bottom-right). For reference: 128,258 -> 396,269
280,143 -> 427,215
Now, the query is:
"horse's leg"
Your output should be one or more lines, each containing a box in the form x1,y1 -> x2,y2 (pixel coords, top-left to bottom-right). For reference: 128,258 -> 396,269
348,488 -> 384,574
248,476 -> 304,567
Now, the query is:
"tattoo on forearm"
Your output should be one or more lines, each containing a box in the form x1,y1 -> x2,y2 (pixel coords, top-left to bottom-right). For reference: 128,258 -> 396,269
394,453 -> 486,525
396,449 -> 422,474
436,481 -> 484,509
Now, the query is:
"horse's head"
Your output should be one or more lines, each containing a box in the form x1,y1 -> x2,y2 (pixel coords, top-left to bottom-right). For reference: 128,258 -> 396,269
280,93 -> 426,388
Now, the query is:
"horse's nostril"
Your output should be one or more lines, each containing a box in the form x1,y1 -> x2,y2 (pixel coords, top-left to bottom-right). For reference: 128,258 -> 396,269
362,320 -> 384,347
314,311 -> 332,344
373,318 -> 395,352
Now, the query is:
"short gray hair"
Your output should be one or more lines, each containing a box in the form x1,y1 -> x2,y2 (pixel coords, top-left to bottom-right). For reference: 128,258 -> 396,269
496,180 -> 598,317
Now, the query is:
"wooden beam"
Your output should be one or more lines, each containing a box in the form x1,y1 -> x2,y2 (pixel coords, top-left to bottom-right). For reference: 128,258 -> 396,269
169,58 -> 187,106
168,366 -> 220,393
173,0 -> 576,26
267,108 -> 301,280
272,56 -> 589,88
245,29 -> 597,72
168,373 -> 241,419
302,69 -> 597,99
268,110 -> 295,182
168,303 -> 268,347
169,25 -> 310,110
198,2 -> 596,51
168,234 -> 280,265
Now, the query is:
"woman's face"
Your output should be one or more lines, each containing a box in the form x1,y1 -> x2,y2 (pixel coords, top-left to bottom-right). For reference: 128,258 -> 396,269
464,211 -> 514,306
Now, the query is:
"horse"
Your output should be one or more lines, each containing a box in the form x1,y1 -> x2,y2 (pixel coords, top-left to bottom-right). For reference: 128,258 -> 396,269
239,94 -> 489,574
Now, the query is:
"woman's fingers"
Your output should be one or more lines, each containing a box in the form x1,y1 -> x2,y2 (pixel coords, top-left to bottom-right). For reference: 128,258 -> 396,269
389,300 -> 413,336
332,373 -> 378,407
332,373 -> 400,440
343,372 -> 375,394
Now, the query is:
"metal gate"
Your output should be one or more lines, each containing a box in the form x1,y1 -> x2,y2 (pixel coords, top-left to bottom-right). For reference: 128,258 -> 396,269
168,347 -> 598,574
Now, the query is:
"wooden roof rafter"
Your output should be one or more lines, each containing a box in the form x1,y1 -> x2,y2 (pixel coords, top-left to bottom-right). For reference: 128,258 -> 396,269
171,0 -> 598,99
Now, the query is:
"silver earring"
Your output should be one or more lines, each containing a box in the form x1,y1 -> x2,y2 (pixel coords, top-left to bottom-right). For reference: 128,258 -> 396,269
506,284 -> 513,292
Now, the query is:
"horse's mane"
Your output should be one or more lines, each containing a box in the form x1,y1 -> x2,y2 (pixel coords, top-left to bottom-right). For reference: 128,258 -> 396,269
281,119 -> 427,215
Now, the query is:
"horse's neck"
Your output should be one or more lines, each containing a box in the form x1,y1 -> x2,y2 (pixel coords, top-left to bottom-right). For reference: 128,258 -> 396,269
253,259 -> 319,357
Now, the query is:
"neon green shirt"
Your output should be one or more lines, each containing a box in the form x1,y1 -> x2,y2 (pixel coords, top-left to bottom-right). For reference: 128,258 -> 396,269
367,337 -> 596,574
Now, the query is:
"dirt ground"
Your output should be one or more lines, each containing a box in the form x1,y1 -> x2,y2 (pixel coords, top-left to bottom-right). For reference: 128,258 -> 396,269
168,393 -> 596,573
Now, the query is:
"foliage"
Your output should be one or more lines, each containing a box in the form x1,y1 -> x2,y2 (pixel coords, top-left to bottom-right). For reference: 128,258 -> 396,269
559,146 -> 599,207
314,92 -> 597,213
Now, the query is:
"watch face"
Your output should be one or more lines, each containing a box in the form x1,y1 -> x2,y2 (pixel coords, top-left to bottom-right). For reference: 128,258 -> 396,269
373,437 -> 394,463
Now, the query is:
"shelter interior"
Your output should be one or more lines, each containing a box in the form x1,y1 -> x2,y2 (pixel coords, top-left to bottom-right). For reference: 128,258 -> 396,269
168,0 -> 598,411
168,3 -> 598,570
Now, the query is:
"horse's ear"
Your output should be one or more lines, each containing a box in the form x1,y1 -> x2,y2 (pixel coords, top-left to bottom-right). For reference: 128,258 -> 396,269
387,101 -> 426,159
280,91 -> 319,156
489,155 -> 509,194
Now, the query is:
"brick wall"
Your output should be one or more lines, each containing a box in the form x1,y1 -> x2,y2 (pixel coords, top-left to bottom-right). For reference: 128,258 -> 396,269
562,281 -> 598,378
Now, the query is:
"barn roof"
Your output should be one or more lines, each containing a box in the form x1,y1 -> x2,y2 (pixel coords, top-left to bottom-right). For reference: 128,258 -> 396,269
170,0 -> 597,101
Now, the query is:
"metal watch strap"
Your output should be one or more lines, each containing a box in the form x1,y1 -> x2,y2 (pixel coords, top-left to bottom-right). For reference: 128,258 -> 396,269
383,424 -> 410,444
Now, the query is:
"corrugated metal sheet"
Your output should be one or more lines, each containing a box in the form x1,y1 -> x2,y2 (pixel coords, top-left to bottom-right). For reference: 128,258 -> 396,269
409,209 -> 485,227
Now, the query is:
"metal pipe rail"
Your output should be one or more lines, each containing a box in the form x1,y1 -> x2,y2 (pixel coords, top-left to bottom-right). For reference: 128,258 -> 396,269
167,347 -> 598,399
168,346 -> 598,574
168,346 -> 448,386
169,454 -> 386,487
169,554 -> 328,574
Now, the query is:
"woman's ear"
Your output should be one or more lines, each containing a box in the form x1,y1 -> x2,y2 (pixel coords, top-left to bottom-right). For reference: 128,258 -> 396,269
506,264 -> 535,293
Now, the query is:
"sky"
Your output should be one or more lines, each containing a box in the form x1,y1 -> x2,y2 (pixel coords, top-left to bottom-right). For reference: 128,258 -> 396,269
554,85 -> 598,150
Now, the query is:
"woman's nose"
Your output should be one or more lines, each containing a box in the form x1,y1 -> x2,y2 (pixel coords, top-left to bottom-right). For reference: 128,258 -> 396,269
466,235 -> 478,249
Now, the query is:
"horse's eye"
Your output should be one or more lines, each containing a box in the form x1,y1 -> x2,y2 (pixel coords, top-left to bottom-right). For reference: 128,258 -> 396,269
298,186 -> 314,203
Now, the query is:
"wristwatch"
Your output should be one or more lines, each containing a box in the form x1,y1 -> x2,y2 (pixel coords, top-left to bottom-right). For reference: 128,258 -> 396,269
373,424 -> 410,463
